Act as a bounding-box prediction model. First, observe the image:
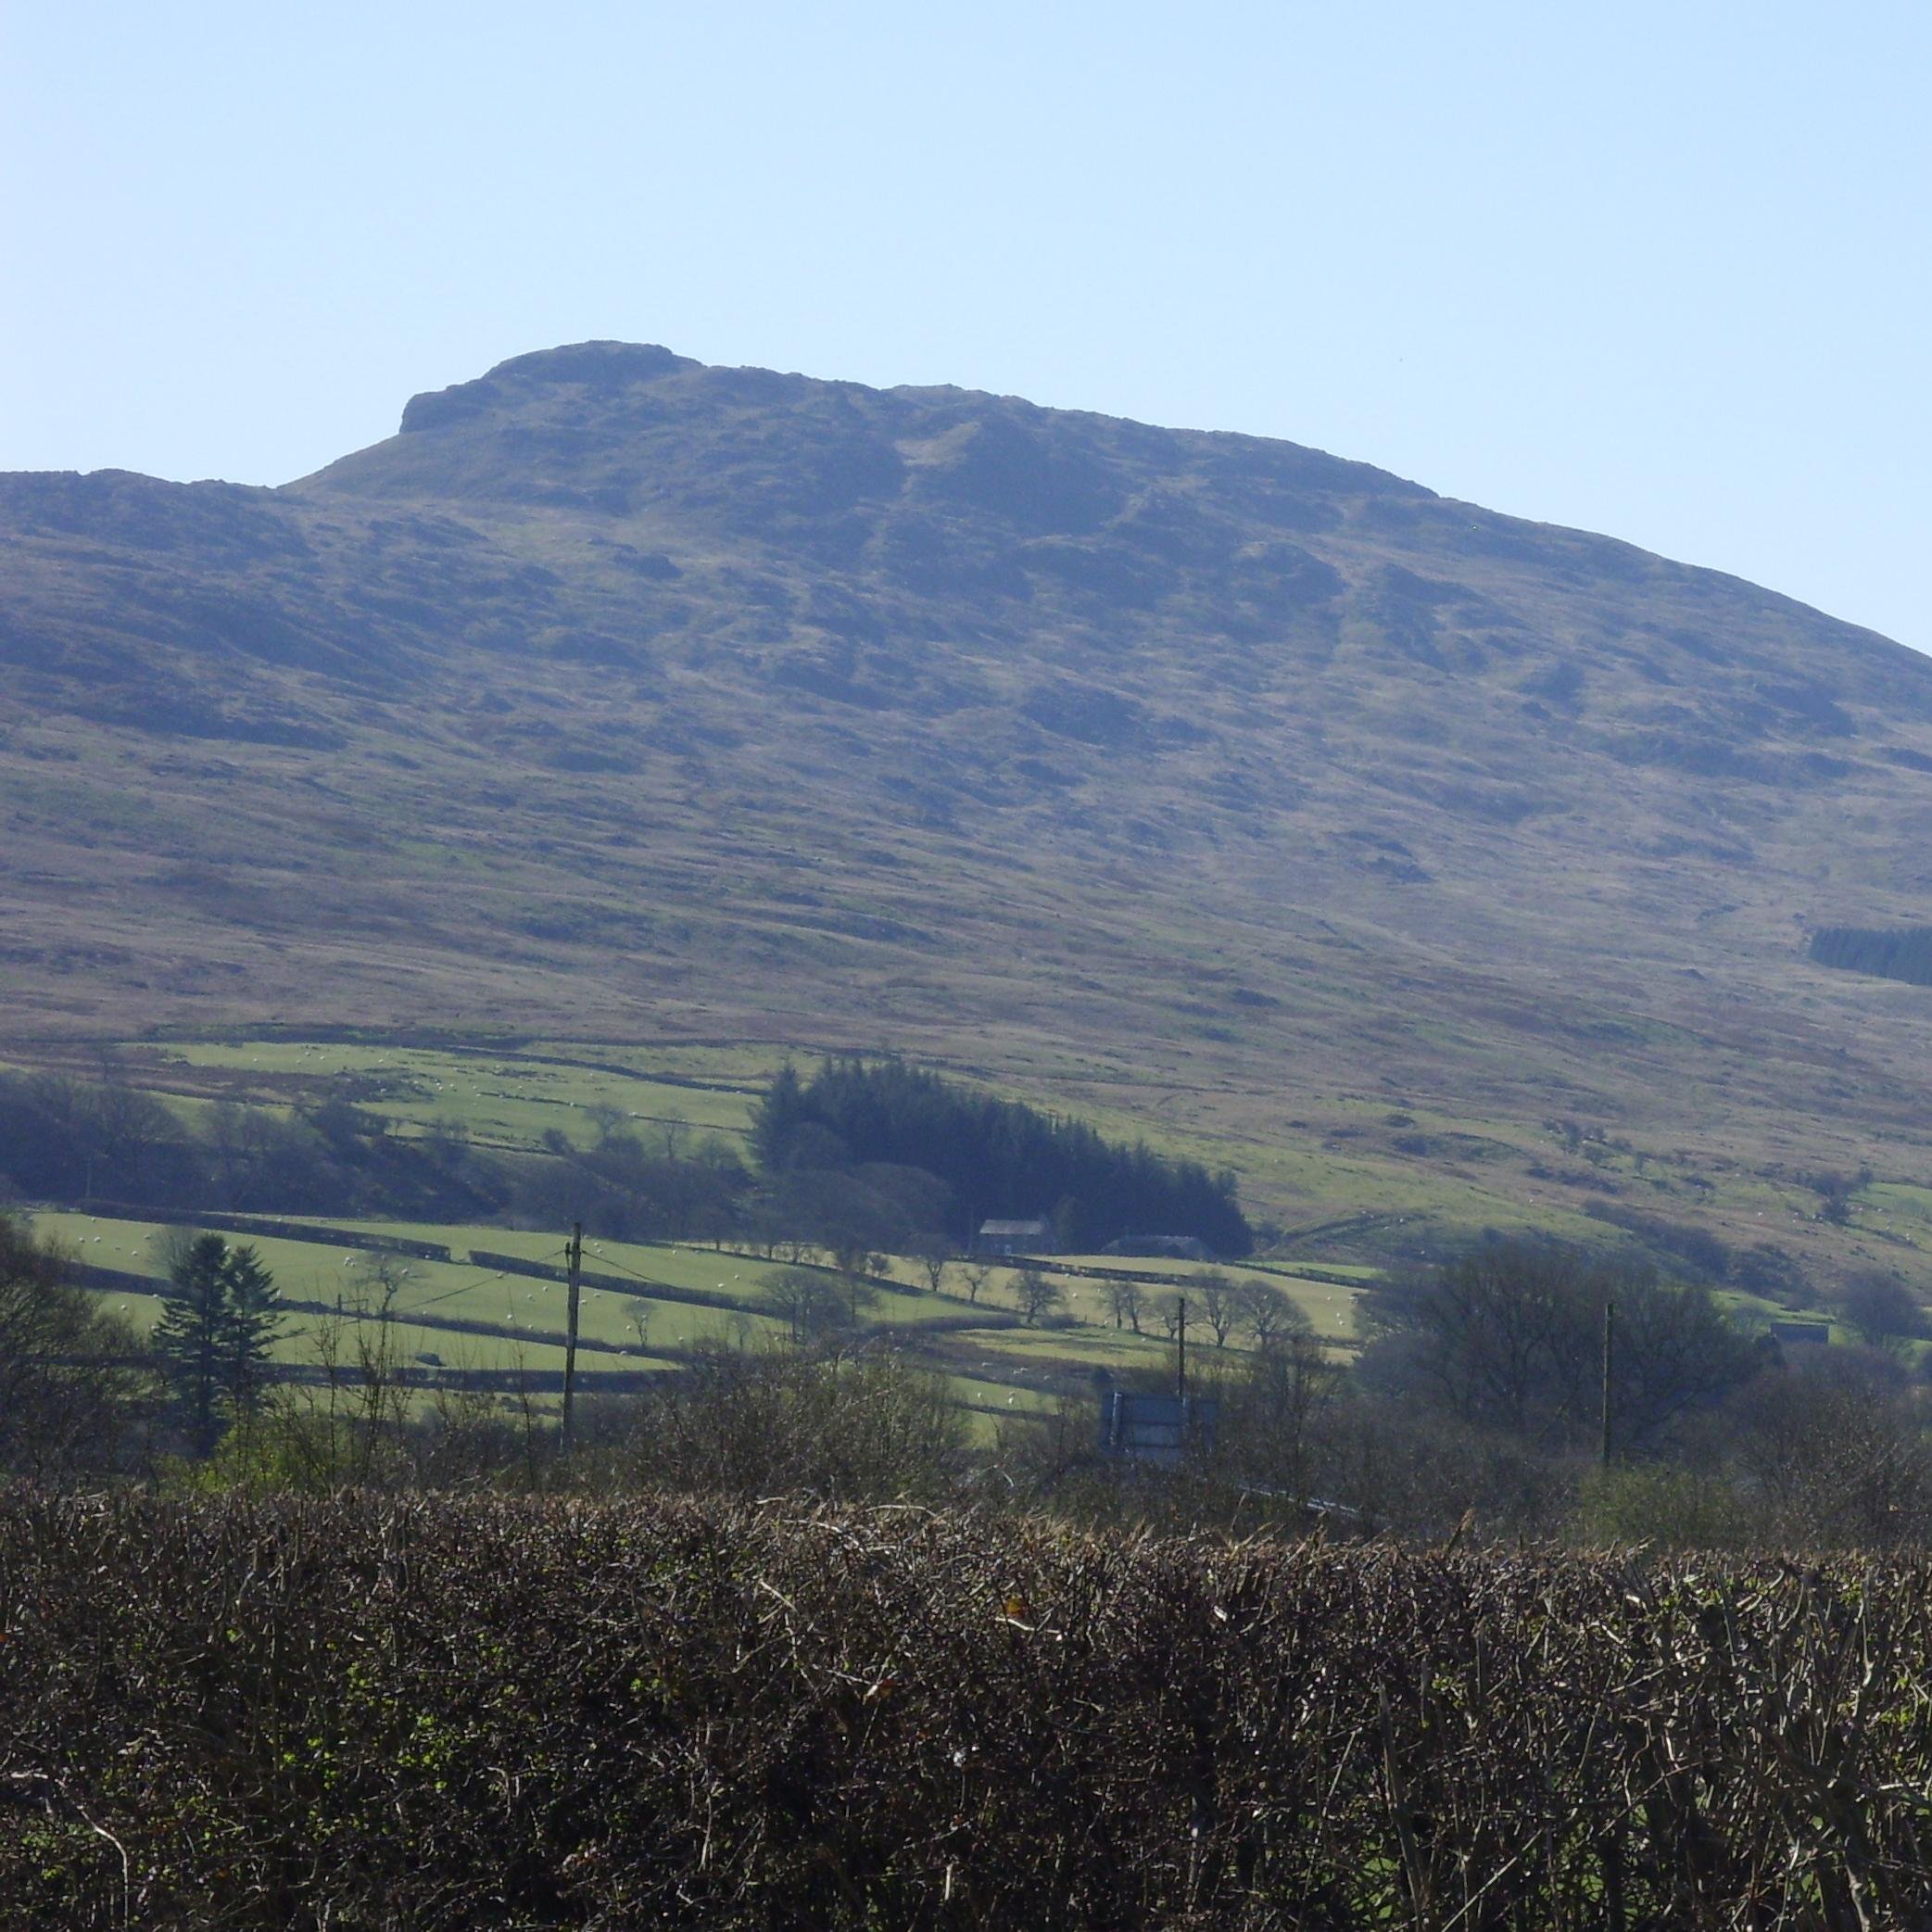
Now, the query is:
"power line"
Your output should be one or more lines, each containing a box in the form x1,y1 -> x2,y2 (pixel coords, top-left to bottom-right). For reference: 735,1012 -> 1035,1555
566,1245 -> 676,1290
382,1245 -> 573,1316
571,1243 -> 759,1302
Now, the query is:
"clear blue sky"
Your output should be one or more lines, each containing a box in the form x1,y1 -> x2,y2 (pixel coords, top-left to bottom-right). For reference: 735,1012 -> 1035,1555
5,2 -> 1926,649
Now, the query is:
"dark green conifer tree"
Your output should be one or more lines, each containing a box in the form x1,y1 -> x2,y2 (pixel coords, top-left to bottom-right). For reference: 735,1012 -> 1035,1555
153,1234 -> 283,1455
218,1243 -> 283,1423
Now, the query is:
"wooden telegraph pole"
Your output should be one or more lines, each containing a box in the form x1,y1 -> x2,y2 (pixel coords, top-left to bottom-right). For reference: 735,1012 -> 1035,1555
1600,1296 -> 1615,1467
561,1221 -> 584,1455
1175,1294 -> 1187,1400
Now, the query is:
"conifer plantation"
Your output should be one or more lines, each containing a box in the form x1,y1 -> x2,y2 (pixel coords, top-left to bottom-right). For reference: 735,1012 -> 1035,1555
754,1058 -> 1252,1254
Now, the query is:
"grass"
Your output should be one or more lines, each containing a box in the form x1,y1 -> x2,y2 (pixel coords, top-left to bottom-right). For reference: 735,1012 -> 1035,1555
1042,1254 -> 1362,1340
49,1013 -> 1894,1380
36,1207 -> 1354,1419
34,1212 -> 710,1389
145,1041 -> 758,1152
23,1020 -> 1407,1399
965,1326 -> 1177,1370
4,1024 -> 1726,1268
306,1223 -> 1000,1332
25,1016 -> 1906,1316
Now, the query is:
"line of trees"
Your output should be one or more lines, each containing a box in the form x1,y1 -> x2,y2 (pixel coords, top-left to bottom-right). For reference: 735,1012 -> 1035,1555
0,1068 -> 762,1244
752,1058 -> 1252,1255
0,1069 -> 501,1219
0,1069 -> 944,1259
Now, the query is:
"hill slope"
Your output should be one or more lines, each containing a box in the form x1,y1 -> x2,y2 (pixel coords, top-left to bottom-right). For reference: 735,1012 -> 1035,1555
6,342 -> 1932,1262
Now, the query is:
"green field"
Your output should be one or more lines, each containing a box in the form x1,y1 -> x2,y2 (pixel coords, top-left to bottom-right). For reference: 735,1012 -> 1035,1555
38,1030 -> 1559,1256
145,1041 -> 762,1153
33,1206 -> 1372,1429
34,1021 -> 1886,1414
106,1029 -> 1871,1289
26,1023 -> 1902,1310
37,1212 -> 688,1384
26,1025 -> 1395,1408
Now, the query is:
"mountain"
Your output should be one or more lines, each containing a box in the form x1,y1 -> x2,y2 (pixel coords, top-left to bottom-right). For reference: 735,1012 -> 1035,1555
6,340 -> 1932,1268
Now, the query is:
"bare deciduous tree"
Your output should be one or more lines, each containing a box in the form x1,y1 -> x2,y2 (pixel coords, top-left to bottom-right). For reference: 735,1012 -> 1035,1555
1364,1238 -> 1758,1455
1726,1355 -> 1932,1547
1013,1269 -> 1064,1327
0,1214 -> 149,1476
1197,1271 -> 1240,1347
765,1266 -> 866,1346
1239,1281 -> 1307,1350
1837,1272 -> 1924,1353
910,1232 -> 952,1295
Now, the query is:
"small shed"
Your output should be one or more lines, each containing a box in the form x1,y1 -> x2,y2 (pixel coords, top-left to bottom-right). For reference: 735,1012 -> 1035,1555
977,1217 -> 1056,1257
1770,1320 -> 1831,1346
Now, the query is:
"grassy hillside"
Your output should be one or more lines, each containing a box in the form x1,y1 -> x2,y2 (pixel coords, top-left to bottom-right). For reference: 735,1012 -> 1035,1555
7,345 -> 1932,1279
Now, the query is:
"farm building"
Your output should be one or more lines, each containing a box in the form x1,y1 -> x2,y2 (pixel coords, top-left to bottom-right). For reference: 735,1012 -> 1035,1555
1104,1233 -> 1214,1261
976,1217 -> 1056,1256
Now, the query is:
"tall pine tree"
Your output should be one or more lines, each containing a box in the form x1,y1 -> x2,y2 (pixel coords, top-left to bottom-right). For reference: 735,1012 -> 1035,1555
219,1244 -> 283,1425
153,1234 -> 283,1455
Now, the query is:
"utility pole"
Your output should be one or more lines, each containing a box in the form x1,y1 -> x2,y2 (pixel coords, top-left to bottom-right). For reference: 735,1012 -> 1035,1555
1600,1296 -> 1615,1467
560,1221 -> 584,1456
1175,1294 -> 1187,1401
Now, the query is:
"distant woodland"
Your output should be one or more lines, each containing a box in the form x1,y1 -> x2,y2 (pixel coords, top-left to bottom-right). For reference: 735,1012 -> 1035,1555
1810,923 -> 1932,988
0,1058 -> 1251,1258
753,1058 -> 1253,1255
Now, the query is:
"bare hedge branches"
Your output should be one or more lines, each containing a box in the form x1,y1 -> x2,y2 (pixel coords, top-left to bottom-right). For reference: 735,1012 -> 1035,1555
7,1495 -> 1932,1926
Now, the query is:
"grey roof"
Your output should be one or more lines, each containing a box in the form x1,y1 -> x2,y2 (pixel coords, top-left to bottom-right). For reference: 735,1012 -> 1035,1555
979,1218 -> 1052,1235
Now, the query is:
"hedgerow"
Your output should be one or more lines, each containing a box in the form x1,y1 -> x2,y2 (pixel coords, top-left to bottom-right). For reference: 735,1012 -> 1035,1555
5,1494 -> 1931,1927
